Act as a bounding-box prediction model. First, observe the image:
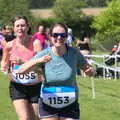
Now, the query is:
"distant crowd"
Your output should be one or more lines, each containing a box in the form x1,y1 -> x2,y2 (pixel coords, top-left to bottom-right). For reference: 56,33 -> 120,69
0,23 -> 92,63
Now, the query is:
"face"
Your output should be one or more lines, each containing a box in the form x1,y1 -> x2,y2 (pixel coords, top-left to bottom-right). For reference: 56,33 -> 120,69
38,26 -> 44,33
13,19 -> 28,37
50,25 -> 67,47
5,26 -> 12,35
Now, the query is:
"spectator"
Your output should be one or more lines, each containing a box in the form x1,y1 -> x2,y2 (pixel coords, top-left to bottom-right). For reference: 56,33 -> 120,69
111,45 -> 118,54
0,26 -> 5,60
76,34 -> 92,76
32,25 -> 47,50
76,36 -> 91,56
66,27 -> 75,46
45,27 -> 52,47
3,25 -> 16,42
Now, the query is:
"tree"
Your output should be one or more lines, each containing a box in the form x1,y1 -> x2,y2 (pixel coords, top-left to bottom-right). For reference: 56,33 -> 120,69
53,0 -> 85,25
92,0 -> 120,44
83,0 -> 112,7
28,0 -> 112,9
0,0 -> 33,25
53,0 -> 94,37
29,0 -> 55,9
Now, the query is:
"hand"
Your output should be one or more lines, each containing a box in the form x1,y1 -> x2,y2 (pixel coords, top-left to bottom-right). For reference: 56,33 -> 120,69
84,67 -> 96,76
39,54 -> 52,63
82,64 -> 96,76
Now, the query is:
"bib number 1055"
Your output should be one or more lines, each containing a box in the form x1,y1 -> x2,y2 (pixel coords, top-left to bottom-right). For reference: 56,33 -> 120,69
48,96 -> 69,104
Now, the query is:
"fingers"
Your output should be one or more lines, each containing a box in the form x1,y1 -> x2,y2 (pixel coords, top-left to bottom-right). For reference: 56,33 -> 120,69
43,54 -> 52,62
84,67 -> 96,76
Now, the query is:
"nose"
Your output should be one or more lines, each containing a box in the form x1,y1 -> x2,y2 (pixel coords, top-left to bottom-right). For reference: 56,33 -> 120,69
57,35 -> 62,39
18,25 -> 22,29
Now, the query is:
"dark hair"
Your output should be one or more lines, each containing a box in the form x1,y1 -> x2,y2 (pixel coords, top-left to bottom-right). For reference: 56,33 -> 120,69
49,23 -> 68,36
27,26 -> 32,35
11,15 -> 29,26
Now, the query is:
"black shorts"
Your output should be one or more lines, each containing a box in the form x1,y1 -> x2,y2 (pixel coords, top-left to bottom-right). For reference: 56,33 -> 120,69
38,99 -> 80,119
9,82 -> 42,103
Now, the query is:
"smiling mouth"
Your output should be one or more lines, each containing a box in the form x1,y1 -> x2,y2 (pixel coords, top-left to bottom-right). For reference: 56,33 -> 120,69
18,31 -> 23,33
56,41 -> 64,44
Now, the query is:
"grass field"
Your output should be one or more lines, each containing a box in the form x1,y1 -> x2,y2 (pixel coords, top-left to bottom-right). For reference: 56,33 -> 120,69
79,77 -> 120,120
0,72 -> 17,119
0,72 -> 120,120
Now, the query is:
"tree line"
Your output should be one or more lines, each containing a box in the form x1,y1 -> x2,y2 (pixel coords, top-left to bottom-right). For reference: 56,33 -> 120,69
0,0 -> 119,50
29,0 -> 112,9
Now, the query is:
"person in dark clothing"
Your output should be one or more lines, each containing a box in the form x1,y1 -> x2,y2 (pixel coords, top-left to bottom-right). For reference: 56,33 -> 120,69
76,36 -> 91,56
3,25 -> 16,42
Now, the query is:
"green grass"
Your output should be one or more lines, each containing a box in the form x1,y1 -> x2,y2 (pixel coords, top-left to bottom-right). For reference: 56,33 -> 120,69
78,77 -> 120,120
0,72 -> 17,120
0,72 -> 120,120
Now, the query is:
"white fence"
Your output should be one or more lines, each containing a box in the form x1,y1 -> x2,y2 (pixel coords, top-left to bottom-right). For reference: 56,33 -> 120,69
84,54 -> 120,99
84,54 -> 120,79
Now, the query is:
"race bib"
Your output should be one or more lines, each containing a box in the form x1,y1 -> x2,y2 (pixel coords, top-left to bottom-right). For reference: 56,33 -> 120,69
11,65 -> 39,85
41,86 -> 76,108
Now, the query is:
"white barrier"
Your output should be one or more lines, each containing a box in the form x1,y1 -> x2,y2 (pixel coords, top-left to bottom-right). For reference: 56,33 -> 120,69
84,54 -> 120,79
84,54 -> 120,99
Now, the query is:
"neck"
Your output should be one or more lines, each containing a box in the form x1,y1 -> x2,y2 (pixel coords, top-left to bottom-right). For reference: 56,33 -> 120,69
16,35 -> 29,45
52,45 -> 67,56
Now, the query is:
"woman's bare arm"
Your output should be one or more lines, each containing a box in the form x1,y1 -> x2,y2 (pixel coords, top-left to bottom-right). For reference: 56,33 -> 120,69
33,39 -> 43,53
18,54 -> 51,73
1,41 -> 13,72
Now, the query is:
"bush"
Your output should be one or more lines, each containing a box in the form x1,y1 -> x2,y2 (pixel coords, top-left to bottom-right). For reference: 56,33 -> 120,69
92,0 -> 120,44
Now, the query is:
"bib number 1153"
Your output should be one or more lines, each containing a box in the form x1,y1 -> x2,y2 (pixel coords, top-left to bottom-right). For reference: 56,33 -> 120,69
41,86 -> 76,108
48,96 -> 69,104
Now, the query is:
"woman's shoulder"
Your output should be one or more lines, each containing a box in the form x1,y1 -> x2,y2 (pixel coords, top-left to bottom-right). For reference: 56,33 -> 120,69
68,46 -> 81,56
5,40 -> 14,50
42,46 -> 51,53
37,46 -> 51,54
68,46 -> 78,52
32,47 -> 51,59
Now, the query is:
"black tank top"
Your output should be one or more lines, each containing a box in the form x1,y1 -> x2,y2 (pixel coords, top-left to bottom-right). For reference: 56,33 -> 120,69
78,43 -> 90,50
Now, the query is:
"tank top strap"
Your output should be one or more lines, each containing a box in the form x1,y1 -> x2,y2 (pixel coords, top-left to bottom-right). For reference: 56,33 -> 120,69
11,39 -> 17,54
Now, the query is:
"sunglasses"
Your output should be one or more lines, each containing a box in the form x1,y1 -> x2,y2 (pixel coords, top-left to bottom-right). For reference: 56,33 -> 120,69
51,33 -> 67,38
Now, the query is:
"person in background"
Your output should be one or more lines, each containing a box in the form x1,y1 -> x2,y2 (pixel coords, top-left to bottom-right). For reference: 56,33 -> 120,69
0,25 -> 16,50
115,41 -> 120,53
76,36 -> 91,56
3,25 -> 16,42
76,33 -> 92,76
45,27 -> 52,47
0,26 -> 5,60
32,25 -> 47,50
16,23 -> 96,120
105,41 -> 120,66
66,27 -> 75,46
111,45 -> 118,54
1,15 -> 44,120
